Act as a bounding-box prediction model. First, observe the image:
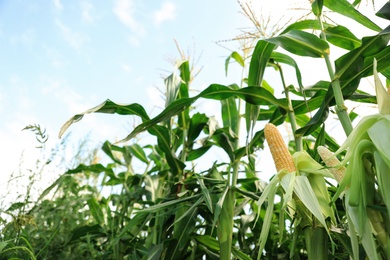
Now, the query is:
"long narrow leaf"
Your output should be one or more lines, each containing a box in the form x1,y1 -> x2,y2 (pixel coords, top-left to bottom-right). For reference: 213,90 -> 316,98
324,0 -> 382,32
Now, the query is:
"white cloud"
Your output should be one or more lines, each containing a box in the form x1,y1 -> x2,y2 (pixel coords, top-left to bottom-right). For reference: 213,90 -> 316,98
55,19 -> 88,49
122,64 -> 133,73
53,0 -> 63,11
113,0 -> 145,35
153,2 -> 176,26
81,1 -> 94,23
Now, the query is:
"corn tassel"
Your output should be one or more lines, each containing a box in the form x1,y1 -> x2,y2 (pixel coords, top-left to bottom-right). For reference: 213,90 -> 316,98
317,146 -> 346,183
264,123 -> 296,173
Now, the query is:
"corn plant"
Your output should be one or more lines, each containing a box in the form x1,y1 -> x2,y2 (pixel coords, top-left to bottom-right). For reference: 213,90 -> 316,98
56,1 -> 390,259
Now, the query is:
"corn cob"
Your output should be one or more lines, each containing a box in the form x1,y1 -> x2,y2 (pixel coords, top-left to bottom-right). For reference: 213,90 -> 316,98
264,123 -> 296,173
317,146 -> 346,183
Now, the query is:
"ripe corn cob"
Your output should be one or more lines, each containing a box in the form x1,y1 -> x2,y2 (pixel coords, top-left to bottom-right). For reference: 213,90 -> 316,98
317,146 -> 346,183
264,123 -> 296,173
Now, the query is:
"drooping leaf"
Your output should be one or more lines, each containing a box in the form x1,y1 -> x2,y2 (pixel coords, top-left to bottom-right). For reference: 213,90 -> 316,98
324,25 -> 361,50
225,51 -> 245,76
59,100 -> 149,138
281,20 -> 331,34
335,26 -> 390,81
323,0 -> 382,32
266,30 -> 330,58
246,40 -> 276,135
297,45 -> 390,137
271,52 -> 304,89
127,143 -> 149,164
148,125 -> 186,175
376,2 -> 390,20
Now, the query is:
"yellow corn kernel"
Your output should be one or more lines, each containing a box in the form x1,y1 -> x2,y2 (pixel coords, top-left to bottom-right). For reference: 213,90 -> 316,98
317,146 -> 346,183
264,123 -> 296,173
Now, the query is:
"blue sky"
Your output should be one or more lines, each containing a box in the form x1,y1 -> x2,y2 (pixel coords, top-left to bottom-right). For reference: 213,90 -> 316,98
1,0 -> 257,180
0,0 -> 387,192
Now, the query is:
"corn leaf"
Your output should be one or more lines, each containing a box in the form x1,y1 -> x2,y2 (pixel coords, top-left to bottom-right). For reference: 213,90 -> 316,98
324,25 -> 361,50
127,143 -> 149,164
137,194 -> 201,213
376,2 -> 390,20
266,30 -> 329,58
197,175 -> 213,213
147,244 -> 163,260
373,58 -> 390,115
256,177 -> 278,258
293,176 -> 328,230
221,85 -> 239,134
323,0 -> 382,32
87,198 -> 104,225
271,52 -> 304,89
225,51 -> 245,76
246,40 -> 275,136
59,100 -> 150,138
373,151 -> 390,216
217,187 -> 234,260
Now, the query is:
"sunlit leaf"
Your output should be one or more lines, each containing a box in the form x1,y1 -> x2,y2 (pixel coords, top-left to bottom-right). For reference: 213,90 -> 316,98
324,25 -> 361,50
324,0 -> 382,32
225,51 -> 245,76
266,30 -> 329,58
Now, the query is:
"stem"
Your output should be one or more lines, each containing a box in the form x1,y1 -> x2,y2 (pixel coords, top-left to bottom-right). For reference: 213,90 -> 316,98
278,64 -> 302,151
318,15 -> 353,136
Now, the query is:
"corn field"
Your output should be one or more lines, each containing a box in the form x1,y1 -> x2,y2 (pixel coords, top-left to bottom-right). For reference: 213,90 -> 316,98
2,0 -> 390,259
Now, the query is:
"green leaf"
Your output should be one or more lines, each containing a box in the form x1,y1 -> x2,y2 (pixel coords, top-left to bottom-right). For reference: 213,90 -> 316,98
376,2 -> 390,20
60,84 -> 287,143
232,247 -> 252,260
187,113 -> 209,143
266,30 -> 329,58
221,85 -> 239,134
127,143 -> 149,163
217,187 -> 235,260
281,20 -> 330,34
225,51 -> 244,76
169,204 -> 198,259
137,194 -> 201,213
187,145 -> 212,161
164,71 -> 181,107
194,235 -> 220,251
147,244 -> 163,260
373,58 -> 390,115
59,100 -> 149,138
246,40 -> 276,134
298,44 -> 390,137
0,240 -> 10,253
324,0 -> 382,32
6,202 -> 26,212
102,141 -> 124,165
87,198 -> 104,224
293,176 -> 328,230
197,175 -> 213,213
149,125 -> 186,175
271,52 -> 304,89
65,163 -> 114,175
324,25 -> 361,50
335,26 -> 390,81
68,224 -> 106,244
312,0 -> 323,16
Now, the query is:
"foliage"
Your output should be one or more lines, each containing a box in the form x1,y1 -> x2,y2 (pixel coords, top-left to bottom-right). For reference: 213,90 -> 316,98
2,1 -> 390,259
